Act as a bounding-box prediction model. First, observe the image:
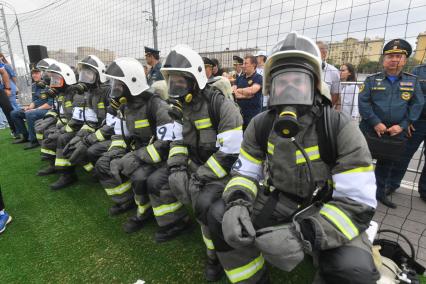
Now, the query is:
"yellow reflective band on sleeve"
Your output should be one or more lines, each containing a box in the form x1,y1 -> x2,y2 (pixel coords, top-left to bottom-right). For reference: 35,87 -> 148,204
97,102 -> 105,109
135,119 -> 150,129
320,204 -> 359,240
206,155 -> 227,178
55,158 -> 71,167
83,162 -> 94,172
95,129 -> 105,141
168,146 -> 188,158
65,124 -> 73,133
225,254 -> 265,283
104,180 -> 132,196
136,201 -> 151,216
240,148 -> 262,165
152,202 -> 183,217
147,144 -> 161,163
194,118 -> 212,130
64,101 -> 72,107
219,125 -> 243,133
202,233 -> 215,250
108,140 -> 127,150
36,133 -> 44,140
267,142 -> 274,155
295,145 -> 320,164
41,148 -> 56,156
80,124 -> 95,132
225,176 -> 257,197
46,111 -> 57,117
341,165 -> 374,174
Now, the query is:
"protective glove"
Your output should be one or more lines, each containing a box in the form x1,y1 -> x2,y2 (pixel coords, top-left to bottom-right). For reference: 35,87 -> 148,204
168,166 -> 190,205
69,141 -> 88,165
222,204 -> 256,249
110,152 -> 140,183
83,132 -> 99,146
63,136 -> 82,157
255,223 -> 304,271
36,80 -> 47,89
46,88 -> 57,98
69,83 -> 88,94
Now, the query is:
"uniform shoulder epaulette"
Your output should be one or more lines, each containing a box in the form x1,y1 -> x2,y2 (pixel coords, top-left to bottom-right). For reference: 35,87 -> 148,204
403,71 -> 416,77
367,72 -> 381,78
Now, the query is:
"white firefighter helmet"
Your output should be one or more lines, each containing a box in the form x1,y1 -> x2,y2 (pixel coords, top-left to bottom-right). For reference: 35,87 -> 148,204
36,58 -> 59,71
263,32 -> 325,103
47,62 -> 77,86
161,44 -> 207,90
104,57 -> 149,96
78,54 -> 107,83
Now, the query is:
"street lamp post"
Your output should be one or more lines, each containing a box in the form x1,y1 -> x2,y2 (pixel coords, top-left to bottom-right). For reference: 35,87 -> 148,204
143,0 -> 158,50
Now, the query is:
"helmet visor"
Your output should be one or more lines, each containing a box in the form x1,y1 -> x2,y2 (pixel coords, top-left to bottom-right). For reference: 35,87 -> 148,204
50,73 -> 64,88
167,73 -> 192,98
79,66 -> 97,84
269,70 -> 314,106
109,79 -> 126,99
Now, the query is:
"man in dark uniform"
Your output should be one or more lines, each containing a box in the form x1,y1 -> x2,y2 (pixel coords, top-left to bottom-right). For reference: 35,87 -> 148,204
202,57 -> 215,81
232,55 -> 263,129
385,62 -> 426,201
145,46 -> 164,85
229,55 -> 243,85
11,67 -> 53,149
359,38 -> 424,208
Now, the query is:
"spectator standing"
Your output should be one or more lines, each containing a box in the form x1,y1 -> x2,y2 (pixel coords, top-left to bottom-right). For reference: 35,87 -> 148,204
358,39 -> 424,208
317,41 -> 341,109
339,63 -> 360,119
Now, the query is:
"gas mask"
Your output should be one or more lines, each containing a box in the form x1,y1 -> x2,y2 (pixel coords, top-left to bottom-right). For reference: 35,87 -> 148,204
269,69 -> 315,138
78,65 -> 98,88
167,73 -> 195,104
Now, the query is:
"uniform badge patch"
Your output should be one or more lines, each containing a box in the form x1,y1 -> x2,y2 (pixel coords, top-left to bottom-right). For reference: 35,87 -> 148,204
41,94 -> 47,99
359,84 -> 365,92
248,80 -> 253,85
401,92 -> 412,101
400,81 -> 413,87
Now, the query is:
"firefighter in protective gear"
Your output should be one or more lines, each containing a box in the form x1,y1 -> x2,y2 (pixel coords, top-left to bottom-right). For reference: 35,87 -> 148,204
94,58 -> 183,234
49,55 -> 109,190
34,58 -> 61,146
37,62 -> 77,176
207,32 -> 380,284
159,45 -> 244,282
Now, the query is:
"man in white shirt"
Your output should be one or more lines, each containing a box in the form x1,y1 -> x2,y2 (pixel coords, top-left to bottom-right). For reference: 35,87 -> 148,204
317,41 -> 341,108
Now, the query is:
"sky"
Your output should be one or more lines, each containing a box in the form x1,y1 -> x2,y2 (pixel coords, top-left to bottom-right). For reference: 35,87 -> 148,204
1,0 -> 426,65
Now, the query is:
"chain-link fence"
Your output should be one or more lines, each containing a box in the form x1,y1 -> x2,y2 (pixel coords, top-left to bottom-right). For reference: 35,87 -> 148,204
2,0 -> 426,268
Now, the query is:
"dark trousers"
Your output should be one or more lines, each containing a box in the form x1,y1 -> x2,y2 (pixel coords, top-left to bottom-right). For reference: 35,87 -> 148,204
387,119 -> 426,196
0,89 -> 16,133
0,187 -> 5,211
11,109 -> 48,142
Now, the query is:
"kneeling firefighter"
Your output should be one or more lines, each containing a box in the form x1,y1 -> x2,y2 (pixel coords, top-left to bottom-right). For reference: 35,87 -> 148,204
50,55 -> 109,190
207,32 -> 381,283
94,58 -> 181,233
160,45 -> 243,281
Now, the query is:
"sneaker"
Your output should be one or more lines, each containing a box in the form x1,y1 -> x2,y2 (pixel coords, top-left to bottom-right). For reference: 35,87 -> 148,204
0,212 -> 12,234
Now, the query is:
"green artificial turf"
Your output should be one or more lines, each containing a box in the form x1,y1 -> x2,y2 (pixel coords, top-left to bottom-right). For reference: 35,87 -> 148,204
0,127 -> 322,283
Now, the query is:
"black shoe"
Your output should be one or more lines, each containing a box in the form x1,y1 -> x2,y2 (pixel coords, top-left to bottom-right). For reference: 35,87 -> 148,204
123,214 -> 152,234
155,216 -> 193,243
109,201 -> 136,216
37,165 -> 56,176
205,258 -> 224,282
24,141 -> 40,150
50,173 -> 77,190
12,137 -> 28,144
378,195 -> 397,209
